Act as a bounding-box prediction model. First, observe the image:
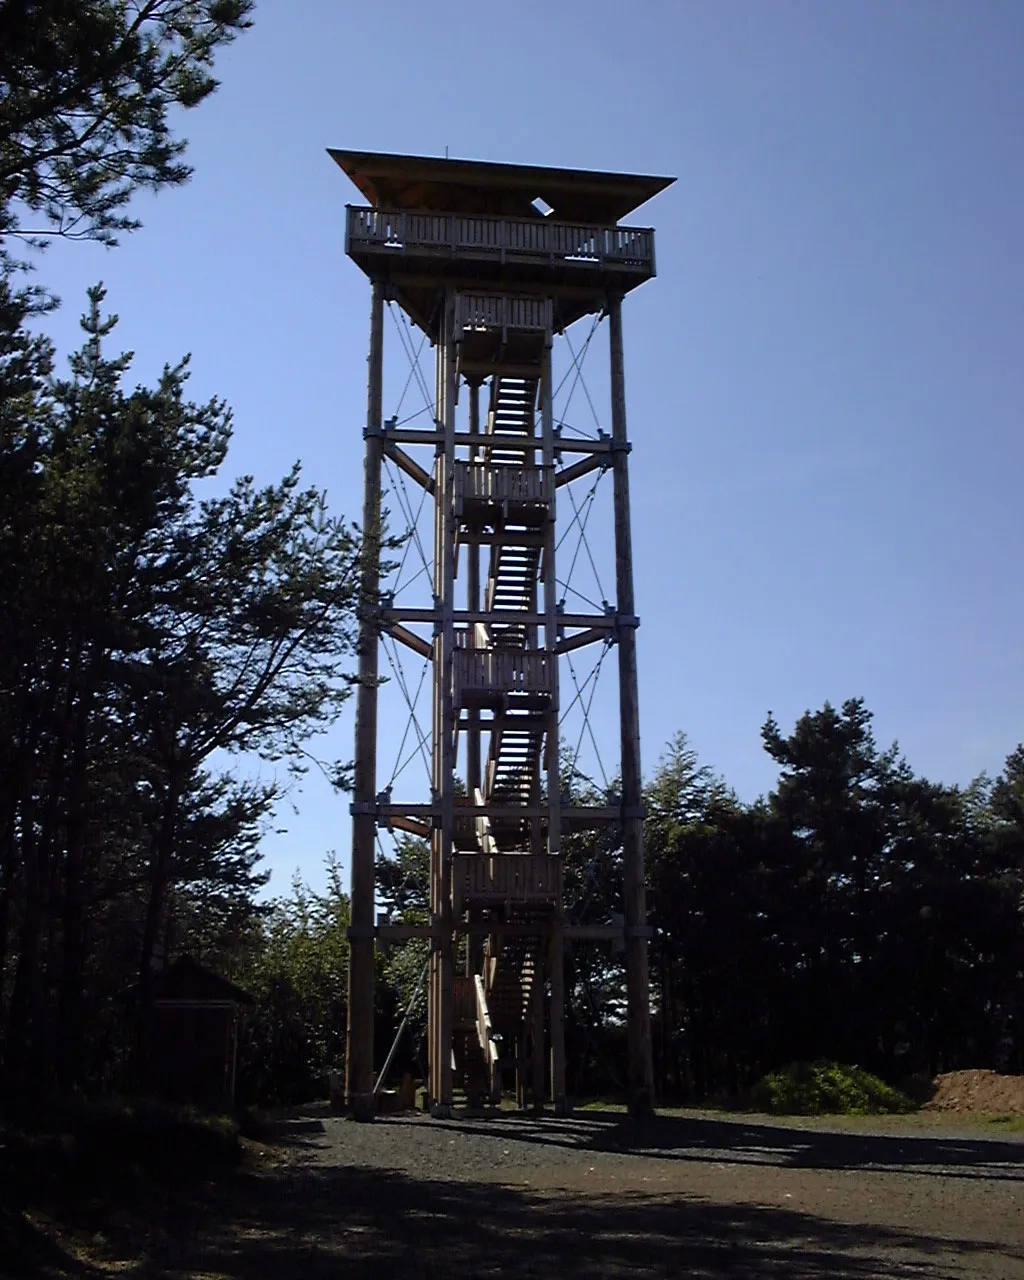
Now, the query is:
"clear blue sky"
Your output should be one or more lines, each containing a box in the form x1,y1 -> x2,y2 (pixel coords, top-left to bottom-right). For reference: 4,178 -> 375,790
38,0 -> 1024,894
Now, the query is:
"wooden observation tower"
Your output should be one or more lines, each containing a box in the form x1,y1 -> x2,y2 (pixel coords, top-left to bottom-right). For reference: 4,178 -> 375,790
333,149 -> 673,1119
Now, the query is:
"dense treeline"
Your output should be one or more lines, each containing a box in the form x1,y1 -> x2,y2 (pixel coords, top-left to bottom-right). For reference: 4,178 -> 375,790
2,2 -> 1022,1113
0,1 -> 366,1107
0,276 -> 364,1102
641,706 -> 1024,1099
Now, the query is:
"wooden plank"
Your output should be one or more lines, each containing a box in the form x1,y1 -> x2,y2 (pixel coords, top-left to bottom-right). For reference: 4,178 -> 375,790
384,606 -> 617,629
376,802 -> 620,824
437,302 -> 457,1115
381,426 -> 612,455
549,921 -> 566,1111
376,923 -> 438,942
531,946 -> 545,1106
541,339 -> 561,865
384,441 -> 436,494
458,530 -> 546,547
564,924 -> 624,941
458,359 -> 556,381
387,814 -> 432,838
608,292 -> 655,1120
556,626 -> 609,656
555,453 -> 606,489
374,921 -> 627,943
345,279 -> 384,1121
466,380 -> 482,804
387,622 -> 433,659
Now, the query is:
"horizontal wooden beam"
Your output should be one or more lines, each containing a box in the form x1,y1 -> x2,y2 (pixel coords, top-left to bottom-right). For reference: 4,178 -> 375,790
458,529 -> 546,547
375,923 -> 436,942
372,921 -> 626,943
565,925 -> 625,942
458,359 -> 547,381
384,606 -> 616,630
366,802 -> 621,825
380,426 -> 611,455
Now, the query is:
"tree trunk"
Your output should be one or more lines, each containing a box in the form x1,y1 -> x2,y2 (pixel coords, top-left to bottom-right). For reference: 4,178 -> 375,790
0,811 -> 14,1034
135,765 -> 183,1079
57,702 -> 91,1092
4,804 -> 43,1103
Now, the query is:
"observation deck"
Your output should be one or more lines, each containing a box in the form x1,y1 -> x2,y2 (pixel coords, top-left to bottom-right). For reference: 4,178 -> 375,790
332,149 -> 671,330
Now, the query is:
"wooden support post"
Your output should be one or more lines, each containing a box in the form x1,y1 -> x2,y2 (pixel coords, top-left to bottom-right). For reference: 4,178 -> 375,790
549,918 -> 567,1113
429,314 -> 443,1115
542,328 -> 566,1112
431,296 -> 456,1117
465,379 -> 482,802
527,373 -> 543,859
541,337 -> 561,856
345,279 -> 384,1120
608,293 -> 655,1120
531,945 -> 545,1109
466,377 -> 484,980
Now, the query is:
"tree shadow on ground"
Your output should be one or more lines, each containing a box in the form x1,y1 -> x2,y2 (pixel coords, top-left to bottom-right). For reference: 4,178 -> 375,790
59,1163 -> 1020,1280
1,1206 -> 101,1279
422,1108 -> 1024,1184
8,1110 -> 1023,1278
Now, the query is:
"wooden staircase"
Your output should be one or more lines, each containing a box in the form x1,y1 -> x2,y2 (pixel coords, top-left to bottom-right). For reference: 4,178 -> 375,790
449,307 -> 559,1109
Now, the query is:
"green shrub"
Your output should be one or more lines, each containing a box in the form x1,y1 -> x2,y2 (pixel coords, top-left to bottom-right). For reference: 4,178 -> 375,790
749,1061 -> 915,1116
4,1099 -> 241,1201
74,1100 -> 241,1176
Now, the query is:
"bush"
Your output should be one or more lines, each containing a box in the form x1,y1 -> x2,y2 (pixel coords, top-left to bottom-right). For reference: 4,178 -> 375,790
749,1061 -> 915,1116
3,1099 -> 241,1200
73,1100 -> 241,1177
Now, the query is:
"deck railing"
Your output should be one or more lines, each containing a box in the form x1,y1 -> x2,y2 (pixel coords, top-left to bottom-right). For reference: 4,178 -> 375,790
453,462 -> 552,515
452,645 -> 553,706
347,206 -> 654,270
452,853 -> 562,915
454,292 -> 553,336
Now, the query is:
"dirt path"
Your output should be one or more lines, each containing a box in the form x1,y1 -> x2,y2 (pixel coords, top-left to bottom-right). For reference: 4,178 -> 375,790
15,1106 -> 1024,1278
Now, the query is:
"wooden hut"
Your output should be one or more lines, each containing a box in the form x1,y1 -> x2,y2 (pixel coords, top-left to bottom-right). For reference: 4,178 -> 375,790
135,957 -> 252,1110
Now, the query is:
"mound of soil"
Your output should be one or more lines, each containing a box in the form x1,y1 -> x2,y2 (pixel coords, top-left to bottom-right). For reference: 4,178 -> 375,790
923,1069 -> 1024,1115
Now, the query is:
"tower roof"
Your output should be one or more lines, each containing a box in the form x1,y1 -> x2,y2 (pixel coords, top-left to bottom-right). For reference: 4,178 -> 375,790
329,149 -> 674,224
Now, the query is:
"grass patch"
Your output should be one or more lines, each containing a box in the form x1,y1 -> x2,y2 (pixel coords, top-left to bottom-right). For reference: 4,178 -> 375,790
749,1061 -> 916,1116
983,1113 -> 1024,1133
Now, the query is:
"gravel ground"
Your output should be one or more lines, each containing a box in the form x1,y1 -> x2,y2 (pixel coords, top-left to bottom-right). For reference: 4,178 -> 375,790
211,1104 -> 1024,1279
20,1104 -> 1023,1277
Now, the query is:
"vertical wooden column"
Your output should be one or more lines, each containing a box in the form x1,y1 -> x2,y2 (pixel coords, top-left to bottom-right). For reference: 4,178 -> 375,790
345,278 -> 384,1120
541,332 -> 566,1110
466,378 -> 482,801
429,317 -> 443,1112
431,296 -> 456,1116
608,293 -> 655,1119
531,947 -> 545,1107
465,382 -> 484,979
549,921 -> 566,1111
